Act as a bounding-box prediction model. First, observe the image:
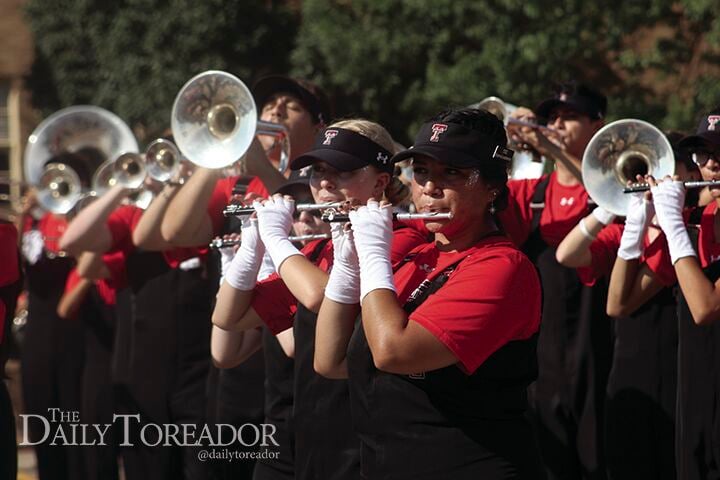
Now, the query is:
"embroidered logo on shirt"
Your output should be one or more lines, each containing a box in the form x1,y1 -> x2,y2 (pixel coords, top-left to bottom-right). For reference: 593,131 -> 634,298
408,372 -> 426,380
560,197 -> 575,207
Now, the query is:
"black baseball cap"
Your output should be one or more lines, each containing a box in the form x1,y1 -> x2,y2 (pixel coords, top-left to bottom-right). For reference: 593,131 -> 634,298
678,109 -> 720,150
253,75 -> 331,125
391,121 -> 514,168
274,168 -> 311,196
291,127 -> 394,174
535,83 -> 607,124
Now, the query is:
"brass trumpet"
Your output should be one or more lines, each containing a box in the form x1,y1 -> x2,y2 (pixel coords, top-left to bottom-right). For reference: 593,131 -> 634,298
171,71 -> 291,173
582,119 -> 674,215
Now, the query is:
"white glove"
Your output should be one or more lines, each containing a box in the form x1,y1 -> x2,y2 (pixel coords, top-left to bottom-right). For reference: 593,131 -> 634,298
22,230 -> 44,265
254,196 -> 301,271
324,222 -> 360,304
617,193 -> 655,260
349,201 -> 396,301
218,243 -> 236,285
651,180 -> 696,265
591,206 -> 616,226
224,218 -> 266,291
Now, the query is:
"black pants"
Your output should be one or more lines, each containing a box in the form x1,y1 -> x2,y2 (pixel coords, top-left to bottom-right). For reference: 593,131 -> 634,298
528,247 -> 612,480
81,291 -> 119,480
0,379 -> 16,480
22,292 -> 86,480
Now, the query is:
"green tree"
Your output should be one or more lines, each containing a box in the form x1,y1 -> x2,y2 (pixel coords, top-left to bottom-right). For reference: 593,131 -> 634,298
25,0 -> 299,141
292,0 -> 720,143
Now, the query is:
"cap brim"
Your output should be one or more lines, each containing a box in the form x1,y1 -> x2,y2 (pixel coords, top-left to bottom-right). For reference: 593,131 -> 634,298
291,149 -> 368,172
253,76 -> 309,110
535,98 -> 595,122
274,179 -> 311,196
678,131 -> 720,150
391,145 -> 480,169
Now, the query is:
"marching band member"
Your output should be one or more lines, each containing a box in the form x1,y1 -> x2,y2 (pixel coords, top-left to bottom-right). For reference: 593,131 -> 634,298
21,152 -> 88,480
56,251 -> 126,480
160,76 -> 330,480
212,119 -> 423,480
648,109 -> 720,479
60,168 -> 213,480
314,108 -> 543,478
0,220 -> 21,480
501,83 -> 611,479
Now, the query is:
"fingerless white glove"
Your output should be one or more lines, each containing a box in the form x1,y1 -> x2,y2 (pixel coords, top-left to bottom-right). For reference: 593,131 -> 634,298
591,206 -> 616,226
651,181 -> 696,265
324,223 -> 360,304
224,218 -> 266,291
617,193 -> 655,260
254,196 -> 301,271
349,201 -> 396,301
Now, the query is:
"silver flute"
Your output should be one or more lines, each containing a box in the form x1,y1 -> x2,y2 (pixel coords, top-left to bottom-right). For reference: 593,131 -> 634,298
321,210 -> 453,223
223,202 -> 344,217
623,180 -> 720,193
209,233 -> 331,249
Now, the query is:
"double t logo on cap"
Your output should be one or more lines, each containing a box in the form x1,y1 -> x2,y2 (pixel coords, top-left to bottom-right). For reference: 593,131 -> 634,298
323,129 -> 339,145
430,123 -> 448,142
708,115 -> 720,132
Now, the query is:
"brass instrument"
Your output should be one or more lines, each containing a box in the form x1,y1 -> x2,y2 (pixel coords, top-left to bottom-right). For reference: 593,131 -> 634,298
471,96 -> 553,180
582,119 -> 674,215
24,106 -> 139,213
171,71 -> 290,173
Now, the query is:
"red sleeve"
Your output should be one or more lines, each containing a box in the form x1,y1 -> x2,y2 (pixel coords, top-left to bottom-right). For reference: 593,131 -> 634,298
497,177 -> 543,247
247,176 -> 269,198
642,231 -> 677,287
0,224 -> 19,286
64,268 -> 83,294
207,177 -> 238,237
252,239 -> 333,334
409,249 -> 541,374
107,205 -> 141,254
390,223 -> 429,264
251,273 -> 300,334
576,224 -> 623,286
101,251 -> 127,290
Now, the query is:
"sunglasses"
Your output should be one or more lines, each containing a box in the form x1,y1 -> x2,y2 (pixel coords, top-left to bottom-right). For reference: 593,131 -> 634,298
691,151 -> 720,167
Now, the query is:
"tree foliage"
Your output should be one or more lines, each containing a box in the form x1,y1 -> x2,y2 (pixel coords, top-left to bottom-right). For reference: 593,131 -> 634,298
25,0 -> 298,140
292,0 -> 720,143
24,0 -> 720,145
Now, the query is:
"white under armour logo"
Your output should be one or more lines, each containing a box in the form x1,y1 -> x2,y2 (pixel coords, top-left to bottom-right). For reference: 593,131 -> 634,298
560,197 -> 575,207
419,263 -> 434,273
377,152 -> 389,165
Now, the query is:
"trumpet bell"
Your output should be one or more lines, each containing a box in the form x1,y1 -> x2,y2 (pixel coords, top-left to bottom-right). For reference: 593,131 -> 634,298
124,189 -> 154,210
112,152 -> 146,189
24,106 -> 138,186
145,139 -> 181,181
37,163 -> 83,214
171,71 -> 257,169
471,96 -> 516,123
582,119 -> 674,216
